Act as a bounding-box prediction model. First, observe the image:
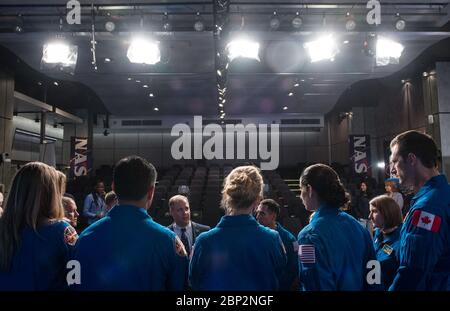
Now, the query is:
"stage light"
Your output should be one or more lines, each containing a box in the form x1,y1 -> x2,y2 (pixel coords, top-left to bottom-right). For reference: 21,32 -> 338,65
163,12 -> 172,31
376,36 -> 404,66
292,12 -> 302,29
269,12 -> 280,30
127,37 -> 160,65
154,107 -> 159,111
395,14 -> 406,31
42,41 -> 78,67
105,21 -> 115,32
345,18 -> 356,31
304,34 -> 339,62
377,162 -> 385,169
226,38 -> 260,62
194,12 -> 205,32
283,106 -> 288,110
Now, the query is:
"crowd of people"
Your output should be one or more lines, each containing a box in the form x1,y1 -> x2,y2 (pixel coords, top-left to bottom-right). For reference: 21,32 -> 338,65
0,130 -> 449,291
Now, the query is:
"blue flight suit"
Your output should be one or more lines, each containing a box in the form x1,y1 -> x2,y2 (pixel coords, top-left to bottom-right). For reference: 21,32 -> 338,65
373,226 -> 401,289
189,214 -> 286,290
276,222 -> 299,290
72,204 -> 188,291
298,204 -> 379,290
0,221 -> 77,291
390,175 -> 450,291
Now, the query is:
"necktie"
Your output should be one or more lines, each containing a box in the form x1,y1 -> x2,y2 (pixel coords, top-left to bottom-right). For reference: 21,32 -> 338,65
180,228 -> 190,255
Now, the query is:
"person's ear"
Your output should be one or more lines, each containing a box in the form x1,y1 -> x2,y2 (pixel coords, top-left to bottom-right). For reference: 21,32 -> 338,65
307,185 -> 314,199
407,153 -> 417,166
147,185 -> 155,201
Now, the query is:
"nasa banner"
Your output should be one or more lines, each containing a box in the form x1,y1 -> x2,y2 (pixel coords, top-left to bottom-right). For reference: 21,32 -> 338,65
349,135 -> 372,176
70,136 -> 90,178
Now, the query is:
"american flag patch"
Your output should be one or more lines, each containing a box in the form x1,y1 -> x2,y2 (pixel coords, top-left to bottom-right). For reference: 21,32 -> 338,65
299,244 -> 316,264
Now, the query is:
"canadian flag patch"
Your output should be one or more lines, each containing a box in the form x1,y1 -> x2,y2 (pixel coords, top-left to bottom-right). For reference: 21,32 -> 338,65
411,210 -> 441,233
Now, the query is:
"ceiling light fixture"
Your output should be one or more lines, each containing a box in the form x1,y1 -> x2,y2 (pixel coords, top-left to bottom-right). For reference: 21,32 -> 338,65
304,34 -> 339,62
127,37 -> 161,65
226,38 -> 260,62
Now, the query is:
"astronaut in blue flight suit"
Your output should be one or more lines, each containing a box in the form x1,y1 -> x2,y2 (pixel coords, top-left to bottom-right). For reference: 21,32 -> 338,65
0,162 -> 78,291
297,164 -> 379,291
389,131 -> 450,291
189,166 -> 286,291
72,156 -> 188,291
368,195 -> 404,289
256,198 -> 299,290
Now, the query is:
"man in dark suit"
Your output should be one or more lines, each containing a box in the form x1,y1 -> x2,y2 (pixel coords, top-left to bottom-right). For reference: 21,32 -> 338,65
167,195 -> 210,256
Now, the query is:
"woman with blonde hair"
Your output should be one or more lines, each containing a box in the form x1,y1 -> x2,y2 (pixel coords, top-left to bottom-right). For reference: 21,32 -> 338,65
369,195 -> 403,288
189,165 -> 286,290
0,162 -> 77,290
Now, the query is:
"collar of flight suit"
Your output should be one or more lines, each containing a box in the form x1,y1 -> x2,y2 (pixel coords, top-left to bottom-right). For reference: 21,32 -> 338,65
375,225 -> 402,245
411,174 -> 448,203
216,214 -> 259,228
108,204 -> 151,220
311,204 -> 340,223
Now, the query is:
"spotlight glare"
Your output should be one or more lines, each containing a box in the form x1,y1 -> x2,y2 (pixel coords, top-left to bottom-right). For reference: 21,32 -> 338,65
377,162 -> 385,169
154,107 -> 159,111
149,93 -> 154,97
294,83 -> 300,87
127,38 -> 161,65
143,84 -> 149,88
376,36 -> 404,66
53,81 -> 59,86
42,41 -> 78,66
219,103 -> 223,107
283,106 -> 288,110
226,38 -> 260,62
304,34 -> 339,63
288,92 -> 294,96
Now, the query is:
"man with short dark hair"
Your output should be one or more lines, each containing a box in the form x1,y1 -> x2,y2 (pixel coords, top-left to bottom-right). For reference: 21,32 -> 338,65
256,198 -> 299,290
73,156 -> 188,290
389,130 -> 450,291
167,195 -> 210,256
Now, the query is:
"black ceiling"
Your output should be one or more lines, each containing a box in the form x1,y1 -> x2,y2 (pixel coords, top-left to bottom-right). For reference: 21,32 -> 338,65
0,0 -> 449,118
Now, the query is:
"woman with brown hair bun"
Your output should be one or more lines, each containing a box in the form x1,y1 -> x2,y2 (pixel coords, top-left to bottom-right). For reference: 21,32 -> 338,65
189,165 -> 286,290
298,164 -> 378,290
0,162 -> 78,290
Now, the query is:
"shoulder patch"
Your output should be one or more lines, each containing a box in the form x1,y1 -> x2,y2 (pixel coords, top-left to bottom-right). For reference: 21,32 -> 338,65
382,244 -> 394,256
411,210 -> 442,233
174,235 -> 188,257
299,244 -> 316,264
64,226 -> 78,246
